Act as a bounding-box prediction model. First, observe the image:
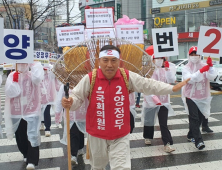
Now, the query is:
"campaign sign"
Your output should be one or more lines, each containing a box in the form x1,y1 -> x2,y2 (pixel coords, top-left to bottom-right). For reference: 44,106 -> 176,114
152,27 -> 178,58
34,51 -> 49,67
0,18 -> 3,59
3,63 -> 15,70
56,26 -> 85,47
3,29 -> 33,63
85,28 -> 116,40
49,53 -> 57,64
85,8 -> 114,28
116,24 -> 144,44
197,26 -> 222,57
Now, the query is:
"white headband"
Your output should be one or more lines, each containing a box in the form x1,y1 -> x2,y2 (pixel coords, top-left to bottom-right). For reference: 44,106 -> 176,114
99,50 -> 120,59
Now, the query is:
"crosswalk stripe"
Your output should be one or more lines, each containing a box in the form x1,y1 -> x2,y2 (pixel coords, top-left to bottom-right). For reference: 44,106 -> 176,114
0,148 -> 64,163
129,125 -> 222,141
83,139 -> 222,165
39,168 -> 60,170
148,160 -> 222,170
135,104 -> 184,112
134,117 -> 219,127
135,111 -> 222,118
0,134 -> 61,146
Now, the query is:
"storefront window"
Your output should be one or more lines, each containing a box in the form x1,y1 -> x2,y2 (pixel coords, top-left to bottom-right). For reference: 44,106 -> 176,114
171,11 -> 185,33
187,8 -> 204,32
104,2 -> 115,7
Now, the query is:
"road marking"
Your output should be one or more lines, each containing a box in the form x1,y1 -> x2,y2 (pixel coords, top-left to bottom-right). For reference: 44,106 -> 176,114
83,139 -> 222,164
0,148 -> 64,163
135,117 -> 219,127
147,160 -> 222,170
0,134 -> 61,146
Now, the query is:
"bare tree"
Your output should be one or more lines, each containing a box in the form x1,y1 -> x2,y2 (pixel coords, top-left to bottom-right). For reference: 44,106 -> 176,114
1,0 -> 66,30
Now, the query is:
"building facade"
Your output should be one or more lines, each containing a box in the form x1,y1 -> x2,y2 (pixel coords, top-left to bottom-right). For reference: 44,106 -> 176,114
151,0 -> 222,59
79,0 -> 115,21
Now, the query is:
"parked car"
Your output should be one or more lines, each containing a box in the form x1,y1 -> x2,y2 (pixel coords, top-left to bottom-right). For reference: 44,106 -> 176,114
171,59 -> 188,69
210,64 -> 222,90
171,59 -> 188,82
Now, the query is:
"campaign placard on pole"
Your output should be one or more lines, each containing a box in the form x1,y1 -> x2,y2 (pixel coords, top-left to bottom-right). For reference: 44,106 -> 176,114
0,18 -> 3,59
116,25 -> 144,44
85,8 -> 114,28
152,27 -> 178,58
34,51 -> 49,67
56,26 -> 85,47
197,26 -> 222,58
85,28 -> 116,40
3,63 -> 15,70
3,29 -> 34,63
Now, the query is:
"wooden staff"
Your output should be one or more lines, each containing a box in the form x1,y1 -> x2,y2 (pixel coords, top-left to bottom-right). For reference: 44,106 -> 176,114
64,83 -> 72,170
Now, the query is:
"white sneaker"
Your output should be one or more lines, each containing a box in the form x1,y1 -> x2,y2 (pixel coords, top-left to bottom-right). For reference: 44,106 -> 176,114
40,123 -> 44,131
45,131 -> 51,137
24,158 -> 27,162
164,143 -> 175,153
145,139 -> 151,145
71,156 -> 78,165
26,163 -> 35,170
78,149 -> 84,156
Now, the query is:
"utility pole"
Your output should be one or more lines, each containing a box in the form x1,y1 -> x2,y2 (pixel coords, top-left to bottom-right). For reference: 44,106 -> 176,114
54,0 -> 56,52
67,0 -> 69,24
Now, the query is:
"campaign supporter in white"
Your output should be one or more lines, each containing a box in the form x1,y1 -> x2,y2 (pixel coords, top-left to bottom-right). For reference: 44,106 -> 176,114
55,84 -> 88,165
40,64 -> 60,137
129,92 -> 137,133
4,62 -> 44,168
142,55 -> 176,153
182,46 -> 217,150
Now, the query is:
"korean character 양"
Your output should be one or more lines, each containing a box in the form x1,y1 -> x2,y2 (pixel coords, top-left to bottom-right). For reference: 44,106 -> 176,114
114,107 -> 124,114
115,119 -> 124,130
96,95 -> 105,102
114,95 -> 125,102
96,102 -> 104,110
97,118 -> 105,126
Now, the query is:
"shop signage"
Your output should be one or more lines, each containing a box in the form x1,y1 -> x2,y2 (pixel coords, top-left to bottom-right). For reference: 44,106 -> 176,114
209,0 -> 222,6
169,3 -> 199,11
151,8 -> 161,14
151,1 -> 217,14
154,17 -> 176,27
178,32 -> 199,42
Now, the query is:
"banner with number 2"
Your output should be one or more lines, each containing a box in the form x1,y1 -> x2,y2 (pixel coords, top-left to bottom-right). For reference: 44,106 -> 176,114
197,26 -> 222,58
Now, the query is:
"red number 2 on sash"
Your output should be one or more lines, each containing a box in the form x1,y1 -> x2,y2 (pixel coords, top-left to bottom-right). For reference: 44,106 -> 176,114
203,28 -> 221,54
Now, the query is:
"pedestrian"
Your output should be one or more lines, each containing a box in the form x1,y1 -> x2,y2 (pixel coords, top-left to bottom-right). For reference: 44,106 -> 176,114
182,46 -> 217,150
61,45 -> 189,170
202,118 -> 213,133
135,92 -> 141,108
4,62 -> 44,170
55,84 -> 88,165
40,64 -> 59,137
142,55 -> 176,153
129,92 -> 137,133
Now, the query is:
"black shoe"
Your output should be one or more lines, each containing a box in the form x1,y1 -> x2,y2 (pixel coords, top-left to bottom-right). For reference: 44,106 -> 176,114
202,126 -> 213,133
187,138 -> 195,143
196,142 -> 205,150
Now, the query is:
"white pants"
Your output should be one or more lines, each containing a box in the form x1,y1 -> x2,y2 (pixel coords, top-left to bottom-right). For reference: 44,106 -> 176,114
88,134 -> 131,170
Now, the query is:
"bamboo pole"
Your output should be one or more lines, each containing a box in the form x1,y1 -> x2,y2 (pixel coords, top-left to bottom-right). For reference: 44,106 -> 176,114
64,83 -> 72,170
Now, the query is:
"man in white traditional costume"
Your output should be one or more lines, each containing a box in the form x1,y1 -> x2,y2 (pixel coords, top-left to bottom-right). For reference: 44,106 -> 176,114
62,45 -> 189,170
